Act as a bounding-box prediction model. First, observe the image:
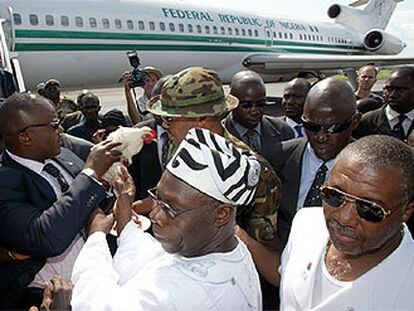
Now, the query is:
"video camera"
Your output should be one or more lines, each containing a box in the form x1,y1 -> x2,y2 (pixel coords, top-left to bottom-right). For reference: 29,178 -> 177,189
123,50 -> 147,88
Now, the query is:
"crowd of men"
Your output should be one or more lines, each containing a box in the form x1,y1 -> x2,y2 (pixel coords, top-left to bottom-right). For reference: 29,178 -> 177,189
0,63 -> 413,310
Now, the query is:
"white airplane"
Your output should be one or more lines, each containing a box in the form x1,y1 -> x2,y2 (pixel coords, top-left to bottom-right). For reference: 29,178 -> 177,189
0,0 -> 412,90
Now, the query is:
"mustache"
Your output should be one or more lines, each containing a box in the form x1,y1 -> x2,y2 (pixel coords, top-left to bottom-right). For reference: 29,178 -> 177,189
328,218 -> 358,239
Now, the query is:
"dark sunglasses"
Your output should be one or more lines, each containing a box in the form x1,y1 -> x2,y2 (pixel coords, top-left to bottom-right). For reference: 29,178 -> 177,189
239,100 -> 266,109
18,119 -> 60,134
320,185 -> 396,223
147,187 -> 202,219
301,113 -> 355,134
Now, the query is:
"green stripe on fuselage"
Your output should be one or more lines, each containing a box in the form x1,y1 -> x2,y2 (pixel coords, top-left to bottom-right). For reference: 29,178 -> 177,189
14,29 -> 365,52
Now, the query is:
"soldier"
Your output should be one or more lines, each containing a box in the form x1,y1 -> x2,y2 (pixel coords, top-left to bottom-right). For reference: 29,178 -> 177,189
147,66 -> 282,309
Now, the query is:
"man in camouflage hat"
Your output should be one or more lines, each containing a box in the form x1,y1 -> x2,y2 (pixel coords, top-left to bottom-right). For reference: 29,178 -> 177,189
147,66 -> 281,247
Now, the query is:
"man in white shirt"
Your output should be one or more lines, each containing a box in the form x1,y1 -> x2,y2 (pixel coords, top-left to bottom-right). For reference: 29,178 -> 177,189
353,67 -> 414,140
239,135 -> 414,310
71,128 -> 262,310
280,78 -> 311,138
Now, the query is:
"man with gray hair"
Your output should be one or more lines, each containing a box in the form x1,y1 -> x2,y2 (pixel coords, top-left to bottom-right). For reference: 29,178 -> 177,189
240,135 -> 414,309
71,128 -> 262,310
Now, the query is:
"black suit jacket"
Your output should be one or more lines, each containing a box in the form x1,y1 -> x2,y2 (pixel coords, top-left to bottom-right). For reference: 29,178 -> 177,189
129,119 -> 163,200
353,106 -> 414,140
0,148 -> 107,307
224,115 -> 294,161
267,138 -> 307,246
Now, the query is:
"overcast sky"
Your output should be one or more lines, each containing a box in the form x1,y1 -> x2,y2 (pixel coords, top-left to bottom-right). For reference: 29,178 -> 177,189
173,0 -> 414,57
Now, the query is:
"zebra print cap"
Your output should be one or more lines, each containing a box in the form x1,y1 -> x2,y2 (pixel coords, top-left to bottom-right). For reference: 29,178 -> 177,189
166,128 -> 261,205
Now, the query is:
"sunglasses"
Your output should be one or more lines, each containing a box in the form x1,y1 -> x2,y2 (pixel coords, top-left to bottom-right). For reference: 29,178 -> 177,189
147,187 -> 203,219
239,100 -> 266,109
301,113 -> 355,134
320,185 -> 396,223
18,119 -> 60,134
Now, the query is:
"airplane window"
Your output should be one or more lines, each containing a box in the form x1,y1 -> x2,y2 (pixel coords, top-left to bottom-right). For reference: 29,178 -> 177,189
303,34 -> 307,40
284,33 -> 288,39
273,31 -> 276,38
299,34 -> 303,40
29,14 -> 39,26
205,25 -> 210,34
254,29 -> 258,37
160,22 -> 166,31
46,15 -> 54,26
289,33 -> 293,39
188,24 -> 193,33
220,27 -> 225,35
213,26 -> 218,34
179,23 -> 184,32
115,19 -> 122,29
267,31 -> 271,38
139,21 -> 145,30
61,16 -> 69,27
278,32 -> 282,38
75,16 -> 83,27
196,25 -> 202,33
149,21 -> 155,31
234,28 -> 239,36
248,29 -> 252,37
229,28 -> 233,36
312,35 -> 316,40
102,18 -> 110,29
127,20 -> 133,29
89,17 -> 97,28
169,23 -> 175,32
241,29 -> 246,36
13,13 -> 22,25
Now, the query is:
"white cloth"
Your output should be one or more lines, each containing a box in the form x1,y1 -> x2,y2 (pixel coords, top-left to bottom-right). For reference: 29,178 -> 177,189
6,150 -> 84,288
71,221 -> 262,310
156,124 -> 168,167
297,144 -> 335,211
285,117 -> 306,139
385,105 -> 414,136
280,207 -> 414,310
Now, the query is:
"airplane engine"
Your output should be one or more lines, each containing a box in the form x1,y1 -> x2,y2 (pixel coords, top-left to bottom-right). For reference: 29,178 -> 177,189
363,29 -> 406,55
327,4 -> 358,19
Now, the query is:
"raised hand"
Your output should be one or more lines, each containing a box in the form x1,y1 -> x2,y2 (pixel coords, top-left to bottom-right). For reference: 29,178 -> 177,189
84,140 -> 122,178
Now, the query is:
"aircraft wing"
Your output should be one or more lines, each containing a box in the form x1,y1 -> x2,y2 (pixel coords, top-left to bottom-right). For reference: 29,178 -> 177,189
243,53 -> 414,74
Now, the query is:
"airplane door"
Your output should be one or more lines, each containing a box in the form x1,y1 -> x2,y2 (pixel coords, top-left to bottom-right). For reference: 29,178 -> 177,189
345,32 -> 353,55
264,26 -> 273,47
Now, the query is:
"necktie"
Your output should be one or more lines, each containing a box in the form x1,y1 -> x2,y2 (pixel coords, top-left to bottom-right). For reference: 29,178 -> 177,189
43,163 -> 70,193
160,132 -> 171,169
244,129 -> 259,152
303,163 -> 328,207
294,124 -> 304,138
392,114 -> 406,141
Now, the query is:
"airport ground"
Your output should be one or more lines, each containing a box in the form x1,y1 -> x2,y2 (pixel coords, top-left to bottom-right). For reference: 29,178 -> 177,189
61,78 -> 387,116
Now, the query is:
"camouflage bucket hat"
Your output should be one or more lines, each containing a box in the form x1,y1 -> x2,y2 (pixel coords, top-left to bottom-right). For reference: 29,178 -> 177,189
147,67 -> 239,117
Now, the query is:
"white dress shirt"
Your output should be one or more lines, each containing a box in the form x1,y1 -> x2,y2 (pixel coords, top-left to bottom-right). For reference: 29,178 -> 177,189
385,105 -> 414,136
71,221 -> 262,310
297,144 -> 335,211
285,117 -> 307,139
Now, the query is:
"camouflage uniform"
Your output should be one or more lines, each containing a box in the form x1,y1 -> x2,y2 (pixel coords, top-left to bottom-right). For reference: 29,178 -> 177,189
147,67 -> 282,246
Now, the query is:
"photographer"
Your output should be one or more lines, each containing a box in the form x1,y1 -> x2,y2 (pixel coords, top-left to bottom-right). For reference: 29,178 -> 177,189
122,66 -> 163,124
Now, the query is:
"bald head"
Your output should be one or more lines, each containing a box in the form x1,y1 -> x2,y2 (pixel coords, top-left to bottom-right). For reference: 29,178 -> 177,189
230,71 -> 265,92
286,78 -> 311,91
305,78 -> 356,117
303,78 -> 359,161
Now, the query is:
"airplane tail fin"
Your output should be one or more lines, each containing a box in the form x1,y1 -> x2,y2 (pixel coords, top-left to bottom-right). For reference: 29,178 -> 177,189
328,0 -> 403,33
362,0 -> 403,29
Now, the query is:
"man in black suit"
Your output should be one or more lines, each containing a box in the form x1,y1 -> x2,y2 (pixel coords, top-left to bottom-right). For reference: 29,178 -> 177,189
0,93 -> 121,309
268,78 -> 360,246
224,70 -> 294,161
353,67 -> 414,141
280,78 -> 311,138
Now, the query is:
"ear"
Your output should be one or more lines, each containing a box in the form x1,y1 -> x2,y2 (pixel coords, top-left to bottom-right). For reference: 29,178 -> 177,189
18,132 -> 32,146
351,112 -> 362,130
402,201 -> 414,223
214,204 -> 236,227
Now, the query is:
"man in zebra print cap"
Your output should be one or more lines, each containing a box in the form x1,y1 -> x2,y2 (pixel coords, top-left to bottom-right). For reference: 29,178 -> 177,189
71,128 -> 262,309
